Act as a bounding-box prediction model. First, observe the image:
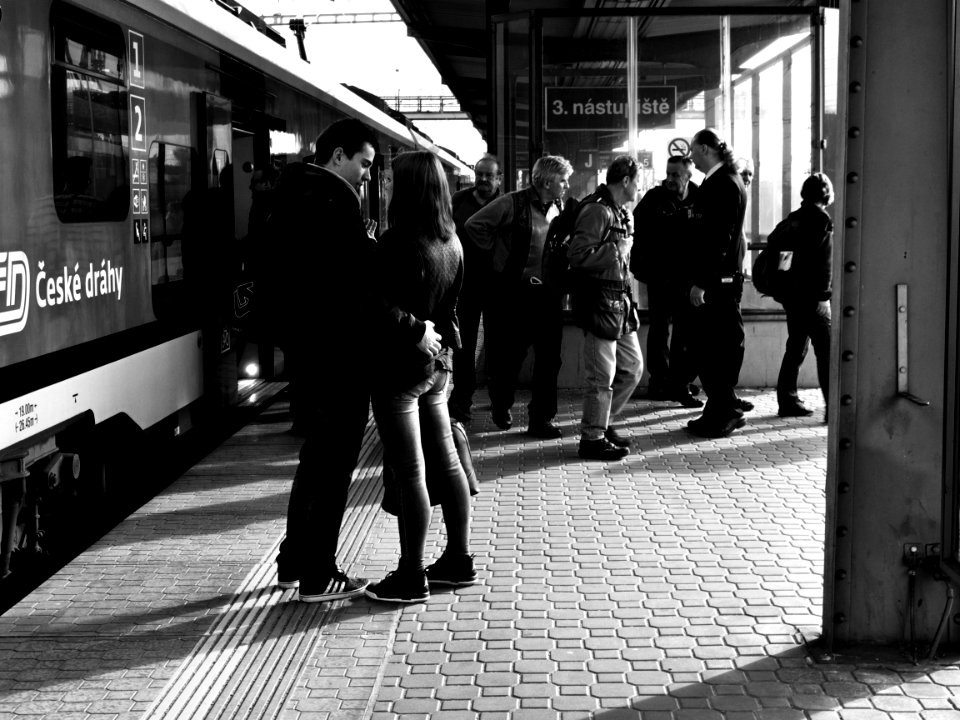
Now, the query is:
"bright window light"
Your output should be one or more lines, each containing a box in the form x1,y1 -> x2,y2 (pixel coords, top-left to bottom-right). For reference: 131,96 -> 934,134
739,32 -> 808,71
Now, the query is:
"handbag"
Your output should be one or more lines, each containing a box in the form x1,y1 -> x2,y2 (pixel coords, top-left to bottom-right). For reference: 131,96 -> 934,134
381,419 -> 479,516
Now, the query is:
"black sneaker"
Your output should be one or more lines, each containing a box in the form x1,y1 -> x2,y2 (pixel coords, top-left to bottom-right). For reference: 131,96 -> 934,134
426,553 -> 477,587
527,421 -> 561,439
491,408 -> 513,430
298,569 -> 369,603
578,437 -> 629,461
736,397 -> 755,412
604,426 -> 631,448
276,558 -> 299,590
365,569 -> 429,603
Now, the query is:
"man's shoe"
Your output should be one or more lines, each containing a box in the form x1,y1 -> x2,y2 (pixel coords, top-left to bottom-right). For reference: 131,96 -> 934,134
527,421 -> 561,439
276,558 -> 299,590
298,570 -> 369,603
426,553 -> 477,587
686,415 -> 746,439
365,569 -> 430,603
645,385 -> 672,401
673,391 -> 704,409
578,437 -> 630,461
779,402 -> 814,417
604,426 -> 631,448
736,397 -> 755,412
491,408 -> 513,430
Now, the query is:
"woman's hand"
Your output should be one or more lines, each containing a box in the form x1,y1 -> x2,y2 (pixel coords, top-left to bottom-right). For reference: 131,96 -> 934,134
416,320 -> 443,356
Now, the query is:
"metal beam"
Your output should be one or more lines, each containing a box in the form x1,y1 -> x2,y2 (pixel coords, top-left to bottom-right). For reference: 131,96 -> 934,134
261,13 -> 401,26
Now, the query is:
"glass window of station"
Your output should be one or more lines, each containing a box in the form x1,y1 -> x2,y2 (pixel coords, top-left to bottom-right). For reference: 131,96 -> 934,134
492,7 -> 840,312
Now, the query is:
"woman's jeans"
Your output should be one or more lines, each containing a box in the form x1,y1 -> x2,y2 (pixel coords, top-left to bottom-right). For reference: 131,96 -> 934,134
581,330 -> 643,440
374,368 -> 471,572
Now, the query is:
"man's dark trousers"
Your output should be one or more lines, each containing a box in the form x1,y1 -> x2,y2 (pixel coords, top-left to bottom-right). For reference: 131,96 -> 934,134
646,282 -> 696,394
278,367 -> 370,580
485,280 -> 563,425
689,291 -> 744,420
777,300 -> 830,405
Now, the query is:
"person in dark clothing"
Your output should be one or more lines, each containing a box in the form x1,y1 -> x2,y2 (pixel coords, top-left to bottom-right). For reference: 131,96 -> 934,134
365,151 -> 474,604
448,154 -> 502,424
775,172 -> 834,418
631,155 -> 702,408
686,128 -> 749,439
270,118 -> 379,603
463,155 -> 573,438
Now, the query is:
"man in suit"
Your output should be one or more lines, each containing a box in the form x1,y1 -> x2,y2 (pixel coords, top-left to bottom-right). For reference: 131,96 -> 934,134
686,128 -> 748,438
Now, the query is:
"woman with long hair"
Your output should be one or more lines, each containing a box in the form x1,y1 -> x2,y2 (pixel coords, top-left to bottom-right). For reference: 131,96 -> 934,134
365,151 -> 475,603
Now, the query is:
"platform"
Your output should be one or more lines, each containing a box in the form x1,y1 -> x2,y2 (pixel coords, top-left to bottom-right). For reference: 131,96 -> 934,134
1,388 -> 958,720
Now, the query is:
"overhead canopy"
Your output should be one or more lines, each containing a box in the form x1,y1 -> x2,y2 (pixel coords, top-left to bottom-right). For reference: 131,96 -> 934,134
388,1 -> 828,146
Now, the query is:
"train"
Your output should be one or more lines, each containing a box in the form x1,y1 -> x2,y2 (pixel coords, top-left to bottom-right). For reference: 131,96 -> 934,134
0,0 -> 471,584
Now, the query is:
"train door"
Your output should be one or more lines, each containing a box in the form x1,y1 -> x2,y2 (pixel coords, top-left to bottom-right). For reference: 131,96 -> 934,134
189,92 -> 237,409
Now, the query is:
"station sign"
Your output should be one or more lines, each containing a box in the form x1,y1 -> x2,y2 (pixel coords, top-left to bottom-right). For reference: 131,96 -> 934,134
546,86 -> 677,131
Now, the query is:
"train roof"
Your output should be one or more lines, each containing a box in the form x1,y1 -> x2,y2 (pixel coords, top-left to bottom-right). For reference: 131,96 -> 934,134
128,0 -> 472,175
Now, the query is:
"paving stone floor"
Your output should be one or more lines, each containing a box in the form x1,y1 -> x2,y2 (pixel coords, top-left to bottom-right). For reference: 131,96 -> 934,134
2,388 -> 958,720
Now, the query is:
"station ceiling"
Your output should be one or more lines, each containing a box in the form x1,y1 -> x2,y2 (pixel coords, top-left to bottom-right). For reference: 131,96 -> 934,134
388,1 -> 826,148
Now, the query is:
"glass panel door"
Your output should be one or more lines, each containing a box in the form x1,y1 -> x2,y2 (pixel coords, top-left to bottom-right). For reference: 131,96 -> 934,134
496,8 -> 822,311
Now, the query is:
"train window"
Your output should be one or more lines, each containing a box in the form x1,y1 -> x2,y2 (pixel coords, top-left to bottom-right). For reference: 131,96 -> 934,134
149,142 -> 193,286
50,3 -> 129,223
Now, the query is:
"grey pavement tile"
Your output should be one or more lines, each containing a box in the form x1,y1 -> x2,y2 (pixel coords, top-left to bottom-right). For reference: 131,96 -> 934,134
4,390 -> 960,720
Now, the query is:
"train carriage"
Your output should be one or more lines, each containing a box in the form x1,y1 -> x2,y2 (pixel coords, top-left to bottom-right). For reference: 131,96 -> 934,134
0,0 -> 468,582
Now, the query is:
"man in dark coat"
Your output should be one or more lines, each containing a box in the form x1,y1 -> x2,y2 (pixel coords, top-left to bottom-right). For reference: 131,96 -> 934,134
268,119 -> 379,603
631,155 -> 701,408
774,172 -> 835,418
448,154 -> 502,424
686,128 -> 748,438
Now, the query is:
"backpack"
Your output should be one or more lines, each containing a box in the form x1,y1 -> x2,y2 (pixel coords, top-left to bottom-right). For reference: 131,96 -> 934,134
541,193 -> 601,292
752,215 -> 800,300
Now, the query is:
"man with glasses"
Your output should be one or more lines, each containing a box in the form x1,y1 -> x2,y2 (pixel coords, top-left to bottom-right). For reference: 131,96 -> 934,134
631,155 -> 702,409
449,154 -> 503,425
464,155 -> 573,438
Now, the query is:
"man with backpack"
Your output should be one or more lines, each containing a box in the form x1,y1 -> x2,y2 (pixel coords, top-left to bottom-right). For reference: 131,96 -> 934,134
463,155 -> 573,438
567,156 -> 644,461
765,172 -> 834,418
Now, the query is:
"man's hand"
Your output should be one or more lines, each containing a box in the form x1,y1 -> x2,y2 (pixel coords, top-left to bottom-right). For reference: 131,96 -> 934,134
690,285 -> 706,307
365,219 -> 377,239
816,300 -> 831,318
617,234 -> 633,258
416,320 -> 443,356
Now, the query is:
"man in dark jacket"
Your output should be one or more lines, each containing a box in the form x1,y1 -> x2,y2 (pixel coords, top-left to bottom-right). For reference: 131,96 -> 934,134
269,118 -> 379,603
463,155 -> 572,439
631,155 -> 701,408
686,128 -> 748,438
774,172 -> 834,418
448,154 -> 502,424
568,156 -> 644,461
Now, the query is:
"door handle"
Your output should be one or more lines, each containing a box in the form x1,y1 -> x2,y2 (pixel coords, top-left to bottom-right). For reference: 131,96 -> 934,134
896,284 -> 930,406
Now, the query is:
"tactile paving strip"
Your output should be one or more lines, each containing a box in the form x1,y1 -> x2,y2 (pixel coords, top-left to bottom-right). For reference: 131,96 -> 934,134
140,420 -> 384,720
